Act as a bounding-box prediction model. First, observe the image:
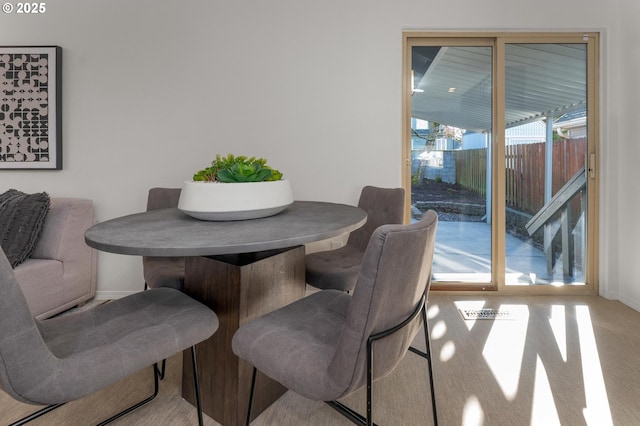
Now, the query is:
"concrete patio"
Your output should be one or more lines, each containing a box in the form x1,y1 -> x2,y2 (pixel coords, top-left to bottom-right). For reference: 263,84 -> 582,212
433,221 -> 585,285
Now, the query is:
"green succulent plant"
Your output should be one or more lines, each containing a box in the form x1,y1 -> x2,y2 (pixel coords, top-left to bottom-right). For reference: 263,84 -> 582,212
193,154 -> 283,183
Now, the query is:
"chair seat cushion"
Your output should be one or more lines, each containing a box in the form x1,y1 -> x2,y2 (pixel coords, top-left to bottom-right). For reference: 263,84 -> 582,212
29,288 -> 218,404
305,245 -> 364,292
232,290 -> 351,402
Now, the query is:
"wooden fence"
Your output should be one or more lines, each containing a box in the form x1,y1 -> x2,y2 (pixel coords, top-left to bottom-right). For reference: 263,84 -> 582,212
455,149 -> 487,196
454,138 -> 587,214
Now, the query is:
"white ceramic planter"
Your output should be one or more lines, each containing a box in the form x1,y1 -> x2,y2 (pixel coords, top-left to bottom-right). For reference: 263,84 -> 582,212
178,179 -> 294,221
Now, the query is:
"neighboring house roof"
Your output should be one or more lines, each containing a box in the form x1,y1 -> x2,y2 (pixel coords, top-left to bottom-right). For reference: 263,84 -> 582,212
554,108 -> 587,139
555,108 -> 586,126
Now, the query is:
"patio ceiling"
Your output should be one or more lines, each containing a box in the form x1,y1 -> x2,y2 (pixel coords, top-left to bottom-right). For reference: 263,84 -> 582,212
411,43 -> 587,132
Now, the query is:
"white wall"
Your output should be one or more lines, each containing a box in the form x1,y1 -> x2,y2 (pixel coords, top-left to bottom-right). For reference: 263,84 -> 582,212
613,0 -> 640,309
0,0 -> 637,308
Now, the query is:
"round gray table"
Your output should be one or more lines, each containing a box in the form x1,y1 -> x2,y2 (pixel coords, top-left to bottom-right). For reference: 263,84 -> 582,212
85,201 -> 367,257
84,201 -> 366,426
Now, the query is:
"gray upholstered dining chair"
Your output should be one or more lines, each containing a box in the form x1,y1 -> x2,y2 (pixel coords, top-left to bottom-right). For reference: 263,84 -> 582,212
143,187 -> 185,291
233,210 -> 439,426
305,185 -> 405,292
0,247 -> 218,426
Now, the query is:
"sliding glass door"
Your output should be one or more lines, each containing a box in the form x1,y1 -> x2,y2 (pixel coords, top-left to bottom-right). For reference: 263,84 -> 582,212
503,42 -> 589,286
408,41 -> 494,287
403,33 -> 598,294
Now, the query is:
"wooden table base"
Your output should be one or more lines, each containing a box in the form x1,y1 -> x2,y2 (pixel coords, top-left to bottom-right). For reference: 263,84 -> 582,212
181,246 -> 306,426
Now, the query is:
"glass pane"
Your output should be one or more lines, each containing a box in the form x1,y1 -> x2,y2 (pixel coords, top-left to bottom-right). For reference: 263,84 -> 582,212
410,45 -> 492,283
504,43 -> 587,286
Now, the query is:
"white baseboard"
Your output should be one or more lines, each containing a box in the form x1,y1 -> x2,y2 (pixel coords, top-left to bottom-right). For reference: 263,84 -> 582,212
621,295 -> 640,313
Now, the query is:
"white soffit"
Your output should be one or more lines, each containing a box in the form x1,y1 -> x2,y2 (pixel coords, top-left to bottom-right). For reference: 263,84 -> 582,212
411,43 -> 587,132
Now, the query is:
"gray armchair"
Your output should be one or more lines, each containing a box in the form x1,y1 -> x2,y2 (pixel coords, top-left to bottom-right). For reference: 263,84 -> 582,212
143,187 -> 185,291
233,210 -> 439,426
305,186 -> 405,292
0,247 -> 218,425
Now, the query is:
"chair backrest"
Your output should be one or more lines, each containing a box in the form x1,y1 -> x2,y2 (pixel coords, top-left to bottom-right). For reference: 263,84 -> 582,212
146,187 -> 182,211
328,210 -> 438,397
143,188 -> 185,290
347,186 -> 405,252
0,248 -> 57,403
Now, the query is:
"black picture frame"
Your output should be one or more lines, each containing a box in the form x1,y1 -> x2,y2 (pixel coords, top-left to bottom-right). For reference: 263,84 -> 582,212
0,46 -> 62,170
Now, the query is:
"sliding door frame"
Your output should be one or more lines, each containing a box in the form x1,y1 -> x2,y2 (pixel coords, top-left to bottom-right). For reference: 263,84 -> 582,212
402,32 -> 599,295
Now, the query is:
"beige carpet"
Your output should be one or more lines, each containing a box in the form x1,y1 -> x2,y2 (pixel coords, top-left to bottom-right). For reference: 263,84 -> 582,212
2,294 -> 640,425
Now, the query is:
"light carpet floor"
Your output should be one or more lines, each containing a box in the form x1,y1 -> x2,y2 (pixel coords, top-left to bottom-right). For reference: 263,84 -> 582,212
2,294 -> 639,425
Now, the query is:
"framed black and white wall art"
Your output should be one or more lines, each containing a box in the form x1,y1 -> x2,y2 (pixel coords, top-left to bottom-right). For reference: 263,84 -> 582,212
0,46 -> 62,170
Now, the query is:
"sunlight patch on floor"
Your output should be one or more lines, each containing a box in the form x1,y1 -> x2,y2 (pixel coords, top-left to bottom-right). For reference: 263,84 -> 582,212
453,300 -> 531,400
427,303 -> 440,319
576,306 -> 613,426
431,319 -> 447,340
531,355 -> 561,426
440,340 -> 456,362
462,395 -> 484,426
442,298 -> 621,426
549,305 -> 567,361
481,304 -> 530,400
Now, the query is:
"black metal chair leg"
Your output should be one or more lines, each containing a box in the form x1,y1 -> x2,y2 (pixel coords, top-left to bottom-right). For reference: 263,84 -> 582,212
9,403 -> 66,426
366,336 -> 374,426
157,358 -> 167,380
326,400 -> 372,426
334,296 -> 437,426
407,307 -> 430,359
141,283 -> 167,382
323,338 -> 381,426
245,367 -> 257,426
190,346 -> 204,426
96,363 -> 161,425
421,307 -> 438,426
259,297 -> 437,426
406,306 -> 438,425
11,364 -> 162,426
